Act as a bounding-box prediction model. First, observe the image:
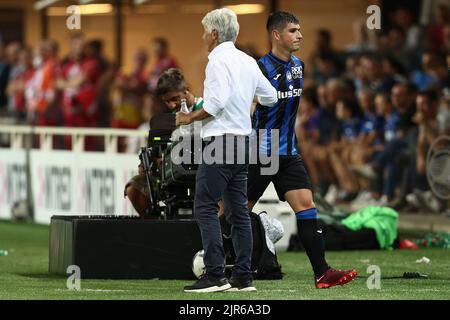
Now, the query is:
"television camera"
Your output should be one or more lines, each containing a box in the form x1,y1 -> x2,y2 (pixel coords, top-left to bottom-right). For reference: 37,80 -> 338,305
138,127 -> 200,220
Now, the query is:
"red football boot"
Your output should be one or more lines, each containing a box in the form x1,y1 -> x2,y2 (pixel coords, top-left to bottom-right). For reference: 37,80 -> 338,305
315,268 -> 358,289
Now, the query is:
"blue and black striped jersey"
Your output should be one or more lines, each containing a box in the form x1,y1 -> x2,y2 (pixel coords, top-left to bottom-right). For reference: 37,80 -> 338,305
252,51 -> 304,156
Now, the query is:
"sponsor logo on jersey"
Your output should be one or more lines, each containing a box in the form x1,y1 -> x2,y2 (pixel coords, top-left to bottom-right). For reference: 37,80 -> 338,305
291,66 -> 303,79
277,87 -> 302,99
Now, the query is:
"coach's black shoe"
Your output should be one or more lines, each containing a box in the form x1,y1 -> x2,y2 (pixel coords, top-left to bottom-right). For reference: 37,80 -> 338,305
226,277 -> 257,292
184,274 -> 231,293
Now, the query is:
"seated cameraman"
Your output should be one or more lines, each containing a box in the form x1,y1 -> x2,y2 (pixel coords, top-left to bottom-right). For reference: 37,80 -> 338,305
124,68 -> 203,217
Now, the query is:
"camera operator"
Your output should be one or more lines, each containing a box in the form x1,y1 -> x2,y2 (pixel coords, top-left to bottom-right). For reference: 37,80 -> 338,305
124,68 -> 203,217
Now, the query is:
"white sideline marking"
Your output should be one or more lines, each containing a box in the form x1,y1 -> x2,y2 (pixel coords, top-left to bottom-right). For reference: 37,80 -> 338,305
56,289 -> 128,292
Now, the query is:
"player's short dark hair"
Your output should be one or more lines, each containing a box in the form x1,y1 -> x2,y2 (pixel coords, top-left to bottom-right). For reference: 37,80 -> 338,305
155,68 -> 188,97
266,11 -> 299,33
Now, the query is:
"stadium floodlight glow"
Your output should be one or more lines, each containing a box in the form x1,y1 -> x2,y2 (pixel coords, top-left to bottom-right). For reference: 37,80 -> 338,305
79,4 -> 113,14
225,4 -> 265,15
47,4 -> 113,16
134,0 -> 151,5
34,0 -> 62,11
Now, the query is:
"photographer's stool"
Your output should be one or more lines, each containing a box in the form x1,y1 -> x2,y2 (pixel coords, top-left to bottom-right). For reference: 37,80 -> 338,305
49,215 -> 202,279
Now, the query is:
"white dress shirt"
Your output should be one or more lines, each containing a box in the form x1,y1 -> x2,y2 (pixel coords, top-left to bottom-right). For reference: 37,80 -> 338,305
201,42 -> 278,138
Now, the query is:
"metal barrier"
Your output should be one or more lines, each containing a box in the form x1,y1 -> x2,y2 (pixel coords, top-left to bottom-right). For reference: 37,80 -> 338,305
0,125 -> 148,153
0,125 -> 149,223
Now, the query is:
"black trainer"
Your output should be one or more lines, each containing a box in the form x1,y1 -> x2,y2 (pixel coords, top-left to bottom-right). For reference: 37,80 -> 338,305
226,277 -> 257,292
184,274 -> 231,293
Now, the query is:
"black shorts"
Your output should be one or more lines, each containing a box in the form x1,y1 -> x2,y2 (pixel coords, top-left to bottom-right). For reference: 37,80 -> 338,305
247,155 -> 312,202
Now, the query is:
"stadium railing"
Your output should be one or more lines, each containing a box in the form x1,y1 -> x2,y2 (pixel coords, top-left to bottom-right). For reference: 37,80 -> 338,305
0,125 -> 148,224
0,125 -> 148,153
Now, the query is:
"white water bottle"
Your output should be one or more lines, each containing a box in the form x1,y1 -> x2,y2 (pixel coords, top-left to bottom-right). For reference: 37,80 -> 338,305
180,98 -> 191,135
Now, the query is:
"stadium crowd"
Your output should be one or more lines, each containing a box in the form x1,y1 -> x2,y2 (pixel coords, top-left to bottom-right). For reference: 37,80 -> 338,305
0,5 -> 449,213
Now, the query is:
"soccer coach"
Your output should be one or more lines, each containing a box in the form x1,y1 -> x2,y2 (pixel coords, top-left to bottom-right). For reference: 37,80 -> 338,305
176,8 -> 278,293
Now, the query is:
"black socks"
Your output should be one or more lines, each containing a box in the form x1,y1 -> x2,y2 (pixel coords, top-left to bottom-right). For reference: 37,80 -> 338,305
296,208 -> 330,277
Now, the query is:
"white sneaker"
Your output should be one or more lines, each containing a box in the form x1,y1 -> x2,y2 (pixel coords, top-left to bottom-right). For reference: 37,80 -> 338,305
376,195 -> 389,206
350,190 -> 373,211
422,191 -> 441,213
351,164 -> 377,180
406,192 -> 421,209
325,184 -> 339,205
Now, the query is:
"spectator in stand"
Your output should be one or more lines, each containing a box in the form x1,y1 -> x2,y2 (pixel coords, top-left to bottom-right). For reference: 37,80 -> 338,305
352,88 -> 383,164
0,40 -> 9,111
81,40 -> 104,128
296,87 -> 321,188
147,37 -> 178,92
111,48 -> 149,152
387,26 -> 414,71
0,42 -> 22,112
440,24 -> 450,55
403,89 -> 445,213
328,98 -> 361,202
438,85 -> 450,135
4,42 -> 22,116
112,48 -> 148,129
411,51 -> 448,90
125,95 -> 152,155
4,42 -> 22,113
6,47 -> 35,122
27,39 -> 61,127
312,52 -> 341,85
88,39 -> 109,73
309,29 -> 343,84
427,4 -> 449,52
346,89 -> 385,208
58,33 -> 85,130
383,82 -> 418,151
354,93 -> 403,205
58,34 -> 102,150
87,39 -> 112,128
355,82 -> 418,210
393,7 -> 422,50
309,79 -> 346,198
343,54 -> 359,84
373,31 -> 390,57
357,54 -> 396,94
381,55 -> 407,84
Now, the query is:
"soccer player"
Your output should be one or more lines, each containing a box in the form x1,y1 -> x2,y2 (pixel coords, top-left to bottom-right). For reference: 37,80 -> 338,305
249,11 -> 357,288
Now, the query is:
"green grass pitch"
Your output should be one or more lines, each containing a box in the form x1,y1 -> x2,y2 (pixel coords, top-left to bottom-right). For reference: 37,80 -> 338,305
0,220 -> 449,300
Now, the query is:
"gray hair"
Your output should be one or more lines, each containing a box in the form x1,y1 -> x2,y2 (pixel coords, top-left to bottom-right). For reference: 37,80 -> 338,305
201,8 -> 239,44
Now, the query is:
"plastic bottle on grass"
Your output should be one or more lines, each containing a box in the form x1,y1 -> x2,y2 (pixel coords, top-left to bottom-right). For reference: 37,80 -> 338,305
0,250 -> 8,256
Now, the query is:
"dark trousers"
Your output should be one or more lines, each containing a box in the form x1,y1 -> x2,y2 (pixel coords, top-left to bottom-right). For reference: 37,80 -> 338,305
372,138 -> 409,198
194,136 -> 252,280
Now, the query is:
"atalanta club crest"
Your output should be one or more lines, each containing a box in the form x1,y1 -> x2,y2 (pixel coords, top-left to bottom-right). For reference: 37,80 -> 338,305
286,70 -> 292,82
